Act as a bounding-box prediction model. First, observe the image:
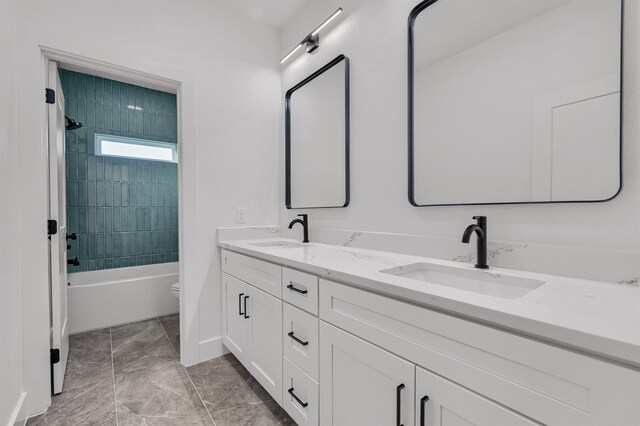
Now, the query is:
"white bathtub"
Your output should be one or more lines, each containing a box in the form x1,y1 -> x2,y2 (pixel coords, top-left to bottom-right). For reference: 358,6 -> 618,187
68,262 -> 179,334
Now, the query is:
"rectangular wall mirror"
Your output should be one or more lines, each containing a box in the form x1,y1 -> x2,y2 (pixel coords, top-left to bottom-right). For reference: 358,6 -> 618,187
286,54 -> 350,209
408,0 -> 622,206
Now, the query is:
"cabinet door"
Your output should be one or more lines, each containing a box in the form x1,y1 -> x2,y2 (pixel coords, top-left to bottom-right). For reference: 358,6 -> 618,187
222,274 -> 248,362
320,322 -> 415,426
246,284 -> 283,405
415,366 -> 537,426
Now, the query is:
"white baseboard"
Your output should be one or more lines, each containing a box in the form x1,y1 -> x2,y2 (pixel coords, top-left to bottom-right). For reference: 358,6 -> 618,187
9,391 -> 27,425
198,336 -> 229,363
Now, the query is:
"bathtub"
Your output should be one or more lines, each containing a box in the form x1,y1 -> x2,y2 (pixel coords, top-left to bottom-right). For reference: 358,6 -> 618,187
68,262 -> 179,334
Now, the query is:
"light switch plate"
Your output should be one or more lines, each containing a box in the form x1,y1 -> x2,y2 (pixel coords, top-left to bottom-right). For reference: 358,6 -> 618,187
236,207 -> 247,224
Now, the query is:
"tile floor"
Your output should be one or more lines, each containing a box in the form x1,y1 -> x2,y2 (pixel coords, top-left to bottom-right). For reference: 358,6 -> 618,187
27,315 -> 295,425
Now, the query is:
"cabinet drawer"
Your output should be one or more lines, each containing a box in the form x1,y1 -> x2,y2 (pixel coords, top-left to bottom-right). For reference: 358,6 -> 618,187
282,267 -> 318,315
283,356 -> 319,426
221,250 -> 282,298
283,302 -> 319,380
320,279 -> 640,426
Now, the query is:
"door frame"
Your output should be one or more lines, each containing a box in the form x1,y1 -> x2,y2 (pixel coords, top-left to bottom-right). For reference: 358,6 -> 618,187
40,46 -> 197,376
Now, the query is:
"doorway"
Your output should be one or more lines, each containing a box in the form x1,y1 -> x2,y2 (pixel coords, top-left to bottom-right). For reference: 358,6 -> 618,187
45,55 -> 184,396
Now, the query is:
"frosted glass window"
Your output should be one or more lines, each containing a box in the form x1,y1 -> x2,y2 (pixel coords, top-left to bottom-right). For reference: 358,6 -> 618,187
95,134 -> 177,163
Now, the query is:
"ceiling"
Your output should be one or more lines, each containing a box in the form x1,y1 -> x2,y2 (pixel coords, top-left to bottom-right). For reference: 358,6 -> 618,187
221,0 -> 311,29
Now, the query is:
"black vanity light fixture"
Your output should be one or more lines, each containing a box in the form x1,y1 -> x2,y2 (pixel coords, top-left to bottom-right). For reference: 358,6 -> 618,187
280,7 -> 343,64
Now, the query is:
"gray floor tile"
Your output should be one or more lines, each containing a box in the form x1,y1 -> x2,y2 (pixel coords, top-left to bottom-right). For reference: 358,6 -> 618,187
62,328 -> 113,392
205,399 -> 295,426
28,318 -> 291,426
111,318 -> 176,375
115,359 -> 213,425
186,354 -> 267,410
186,354 -> 294,425
27,378 -> 116,426
158,313 -> 180,357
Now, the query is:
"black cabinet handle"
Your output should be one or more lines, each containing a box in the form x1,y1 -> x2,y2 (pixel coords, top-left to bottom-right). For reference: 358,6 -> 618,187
396,384 -> 405,426
287,282 -> 308,294
420,395 -> 430,426
67,257 -> 79,266
287,331 -> 309,346
243,295 -> 250,318
66,233 -> 77,241
238,293 -> 244,316
288,387 -> 308,408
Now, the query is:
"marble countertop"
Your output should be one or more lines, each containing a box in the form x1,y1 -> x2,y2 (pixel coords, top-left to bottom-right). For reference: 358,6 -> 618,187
218,238 -> 640,368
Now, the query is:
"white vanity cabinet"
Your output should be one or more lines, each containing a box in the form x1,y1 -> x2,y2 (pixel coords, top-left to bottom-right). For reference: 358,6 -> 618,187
318,319 -> 536,426
415,367 -> 537,426
222,274 -> 249,358
245,283 -> 283,404
220,248 -> 640,426
221,249 -> 321,424
319,322 -> 415,426
319,278 -> 640,426
282,266 -> 321,426
221,251 -> 283,404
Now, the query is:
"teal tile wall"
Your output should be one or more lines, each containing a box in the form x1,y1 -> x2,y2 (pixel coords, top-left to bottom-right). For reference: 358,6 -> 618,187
60,69 -> 179,273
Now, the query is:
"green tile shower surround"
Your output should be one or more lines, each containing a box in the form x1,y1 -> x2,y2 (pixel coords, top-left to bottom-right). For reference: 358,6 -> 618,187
60,69 -> 178,272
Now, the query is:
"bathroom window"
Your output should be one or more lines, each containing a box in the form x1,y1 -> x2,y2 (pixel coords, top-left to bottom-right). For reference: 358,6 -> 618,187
94,134 -> 178,163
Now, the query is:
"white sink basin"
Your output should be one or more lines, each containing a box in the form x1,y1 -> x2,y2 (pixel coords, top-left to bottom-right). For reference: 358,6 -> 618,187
251,241 -> 306,249
381,262 -> 544,300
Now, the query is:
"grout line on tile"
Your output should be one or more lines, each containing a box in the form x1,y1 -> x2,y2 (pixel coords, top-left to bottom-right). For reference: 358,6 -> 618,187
157,315 -> 179,358
156,314 -> 213,424
109,327 -> 119,426
156,314 -> 215,423
183,363 -> 218,426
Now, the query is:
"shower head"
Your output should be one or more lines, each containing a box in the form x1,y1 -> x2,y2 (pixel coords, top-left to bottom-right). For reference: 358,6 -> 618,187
65,116 -> 83,131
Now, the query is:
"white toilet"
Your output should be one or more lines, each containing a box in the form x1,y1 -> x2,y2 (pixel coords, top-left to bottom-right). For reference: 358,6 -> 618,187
170,282 -> 180,300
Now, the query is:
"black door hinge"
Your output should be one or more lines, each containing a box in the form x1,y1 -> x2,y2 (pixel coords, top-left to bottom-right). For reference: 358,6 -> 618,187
45,88 -> 55,104
50,348 -> 60,365
48,219 -> 58,236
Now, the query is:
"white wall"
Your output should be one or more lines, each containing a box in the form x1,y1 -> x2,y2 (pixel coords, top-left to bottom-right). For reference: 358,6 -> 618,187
5,0 -> 281,419
0,0 -> 26,423
280,0 -> 639,281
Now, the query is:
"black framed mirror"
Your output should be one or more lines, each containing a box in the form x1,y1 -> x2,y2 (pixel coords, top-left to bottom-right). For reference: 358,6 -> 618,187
285,54 -> 350,209
408,0 -> 623,207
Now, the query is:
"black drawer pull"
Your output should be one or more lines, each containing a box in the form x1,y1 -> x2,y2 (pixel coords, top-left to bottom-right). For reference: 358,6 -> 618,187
396,384 -> 405,426
288,331 -> 309,346
288,387 -> 308,408
287,282 -> 308,294
238,293 -> 244,316
243,295 -> 250,319
420,395 -> 430,426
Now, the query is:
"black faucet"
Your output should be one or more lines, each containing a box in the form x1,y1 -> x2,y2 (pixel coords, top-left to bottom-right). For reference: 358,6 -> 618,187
461,216 -> 488,269
288,214 -> 309,243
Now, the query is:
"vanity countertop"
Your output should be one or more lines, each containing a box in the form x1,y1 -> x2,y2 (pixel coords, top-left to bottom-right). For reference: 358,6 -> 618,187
218,238 -> 640,368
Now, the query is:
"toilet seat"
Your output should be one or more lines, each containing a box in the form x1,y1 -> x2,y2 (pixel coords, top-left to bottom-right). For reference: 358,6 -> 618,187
170,282 -> 180,300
